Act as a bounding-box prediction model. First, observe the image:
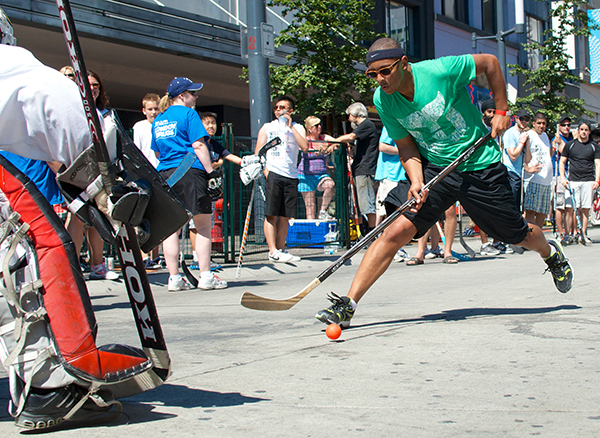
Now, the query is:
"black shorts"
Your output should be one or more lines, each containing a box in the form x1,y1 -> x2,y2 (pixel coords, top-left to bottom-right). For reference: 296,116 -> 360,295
265,171 -> 298,218
385,160 -> 530,244
159,167 -> 212,215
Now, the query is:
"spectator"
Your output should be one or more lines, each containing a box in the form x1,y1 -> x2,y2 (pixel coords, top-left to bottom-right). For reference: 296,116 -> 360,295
559,121 -> 600,245
133,93 -> 161,268
186,111 -> 242,269
332,102 -> 379,231
300,116 -> 336,220
375,126 -> 411,262
552,115 -> 576,245
151,77 -> 226,290
522,112 -> 555,228
63,69 -> 119,280
256,96 -> 308,264
502,108 -> 531,211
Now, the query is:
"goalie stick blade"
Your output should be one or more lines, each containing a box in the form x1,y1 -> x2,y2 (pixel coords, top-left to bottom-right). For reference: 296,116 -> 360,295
240,279 -> 321,311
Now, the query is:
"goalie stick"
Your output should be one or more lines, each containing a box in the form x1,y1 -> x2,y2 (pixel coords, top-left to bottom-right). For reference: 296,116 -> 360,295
236,136 -> 282,278
241,132 -> 492,311
56,0 -> 171,382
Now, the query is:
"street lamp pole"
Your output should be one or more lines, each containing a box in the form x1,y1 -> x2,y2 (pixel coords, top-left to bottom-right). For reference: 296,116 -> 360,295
472,0 -> 525,86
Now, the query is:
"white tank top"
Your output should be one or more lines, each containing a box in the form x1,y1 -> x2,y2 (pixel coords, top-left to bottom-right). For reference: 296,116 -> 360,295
263,119 -> 300,178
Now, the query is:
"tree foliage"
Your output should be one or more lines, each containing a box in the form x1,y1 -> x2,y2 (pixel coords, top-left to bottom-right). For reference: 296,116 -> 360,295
509,0 -> 595,134
267,0 -> 380,128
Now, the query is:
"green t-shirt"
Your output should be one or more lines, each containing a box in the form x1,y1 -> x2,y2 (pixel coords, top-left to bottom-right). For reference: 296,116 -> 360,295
374,54 -> 500,171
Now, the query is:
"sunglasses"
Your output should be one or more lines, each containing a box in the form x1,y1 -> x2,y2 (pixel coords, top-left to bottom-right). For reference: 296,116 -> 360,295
187,90 -> 197,96
89,83 -> 100,89
365,59 -> 400,79
560,123 -> 571,126
519,117 -> 530,122
65,73 -> 75,78
274,105 -> 291,111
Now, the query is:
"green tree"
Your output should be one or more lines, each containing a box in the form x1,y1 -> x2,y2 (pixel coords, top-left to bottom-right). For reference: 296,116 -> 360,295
267,0 -> 380,132
509,0 -> 595,134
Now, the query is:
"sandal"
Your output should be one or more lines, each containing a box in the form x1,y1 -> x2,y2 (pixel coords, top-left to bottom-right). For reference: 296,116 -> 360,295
443,256 -> 459,264
406,257 -> 424,266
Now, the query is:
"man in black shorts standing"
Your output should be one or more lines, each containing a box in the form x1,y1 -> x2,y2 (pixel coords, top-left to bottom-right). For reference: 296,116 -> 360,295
256,96 -> 308,263
315,37 -> 573,328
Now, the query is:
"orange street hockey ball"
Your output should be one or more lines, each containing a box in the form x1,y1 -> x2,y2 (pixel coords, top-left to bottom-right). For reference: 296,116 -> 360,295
326,323 -> 341,340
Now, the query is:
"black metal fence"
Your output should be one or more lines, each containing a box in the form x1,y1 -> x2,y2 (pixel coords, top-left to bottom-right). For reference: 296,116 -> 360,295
209,123 -> 351,263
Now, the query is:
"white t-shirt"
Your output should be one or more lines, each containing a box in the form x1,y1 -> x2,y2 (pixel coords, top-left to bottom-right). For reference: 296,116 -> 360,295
524,130 -> 552,186
0,45 -> 90,166
133,119 -> 159,167
262,119 -> 302,179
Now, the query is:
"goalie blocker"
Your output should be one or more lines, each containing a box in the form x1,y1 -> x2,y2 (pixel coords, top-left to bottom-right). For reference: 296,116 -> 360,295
0,156 -> 169,429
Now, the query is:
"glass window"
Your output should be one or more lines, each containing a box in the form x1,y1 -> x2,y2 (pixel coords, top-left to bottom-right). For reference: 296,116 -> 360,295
481,0 -> 496,34
527,15 -> 543,70
441,0 -> 468,25
386,2 -> 414,57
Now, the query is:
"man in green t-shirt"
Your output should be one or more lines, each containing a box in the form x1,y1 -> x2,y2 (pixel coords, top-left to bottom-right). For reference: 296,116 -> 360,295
315,37 -> 573,329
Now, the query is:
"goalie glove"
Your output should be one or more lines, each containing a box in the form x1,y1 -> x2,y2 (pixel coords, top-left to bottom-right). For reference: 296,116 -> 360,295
241,155 -> 265,168
240,161 -> 264,186
207,169 -> 223,198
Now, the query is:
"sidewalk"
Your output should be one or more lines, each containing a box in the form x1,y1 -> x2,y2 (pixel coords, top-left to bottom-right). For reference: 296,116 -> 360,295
1,227 -> 599,436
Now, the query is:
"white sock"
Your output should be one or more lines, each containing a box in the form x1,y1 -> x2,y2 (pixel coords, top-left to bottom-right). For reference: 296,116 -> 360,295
200,271 -> 213,280
193,251 -> 198,262
546,245 -> 557,259
170,274 -> 182,281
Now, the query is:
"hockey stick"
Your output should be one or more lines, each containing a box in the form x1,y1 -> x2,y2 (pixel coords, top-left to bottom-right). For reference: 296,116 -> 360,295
180,222 -> 198,288
241,132 -> 492,310
55,0 -> 113,193
435,221 -> 471,261
346,150 -> 362,240
235,136 -> 282,278
457,203 -> 477,258
56,0 -> 170,383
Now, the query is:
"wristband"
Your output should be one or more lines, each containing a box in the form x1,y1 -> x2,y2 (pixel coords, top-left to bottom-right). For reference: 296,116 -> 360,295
495,110 -> 512,116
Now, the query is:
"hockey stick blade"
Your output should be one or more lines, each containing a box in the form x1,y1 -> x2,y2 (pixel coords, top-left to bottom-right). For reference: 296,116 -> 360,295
241,132 -> 492,311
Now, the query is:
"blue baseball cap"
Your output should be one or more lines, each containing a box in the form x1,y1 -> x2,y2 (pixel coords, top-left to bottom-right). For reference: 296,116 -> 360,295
167,77 -> 203,98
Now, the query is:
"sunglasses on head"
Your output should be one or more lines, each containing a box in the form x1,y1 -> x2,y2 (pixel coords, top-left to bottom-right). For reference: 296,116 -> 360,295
365,59 -> 400,79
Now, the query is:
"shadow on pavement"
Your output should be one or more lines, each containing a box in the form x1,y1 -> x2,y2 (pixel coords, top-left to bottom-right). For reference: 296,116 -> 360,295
124,383 -> 268,409
350,304 -> 582,329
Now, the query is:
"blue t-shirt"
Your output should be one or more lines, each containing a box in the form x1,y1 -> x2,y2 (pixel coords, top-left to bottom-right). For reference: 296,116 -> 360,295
501,125 -> 523,176
375,127 -> 406,182
151,105 -> 209,172
0,152 -> 62,205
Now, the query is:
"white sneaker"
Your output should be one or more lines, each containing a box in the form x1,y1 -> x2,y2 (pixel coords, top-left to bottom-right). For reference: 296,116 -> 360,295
269,249 -> 300,263
318,210 -> 333,220
424,247 -> 442,259
89,263 -> 119,280
168,275 -> 192,291
393,248 -> 410,262
480,242 -> 501,256
198,274 -> 228,290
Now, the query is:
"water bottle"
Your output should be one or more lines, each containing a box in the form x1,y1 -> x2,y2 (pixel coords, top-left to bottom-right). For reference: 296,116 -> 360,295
323,230 -> 336,255
278,110 -> 287,132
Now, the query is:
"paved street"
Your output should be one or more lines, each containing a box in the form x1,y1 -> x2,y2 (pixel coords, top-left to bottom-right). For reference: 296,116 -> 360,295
1,227 -> 599,436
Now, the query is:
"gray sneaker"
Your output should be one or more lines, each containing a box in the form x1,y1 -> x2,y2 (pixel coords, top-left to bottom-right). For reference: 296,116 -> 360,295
480,242 -> 501,256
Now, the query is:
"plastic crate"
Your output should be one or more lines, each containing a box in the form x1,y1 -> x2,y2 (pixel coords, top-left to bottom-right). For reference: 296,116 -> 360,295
286,219 -> 336,248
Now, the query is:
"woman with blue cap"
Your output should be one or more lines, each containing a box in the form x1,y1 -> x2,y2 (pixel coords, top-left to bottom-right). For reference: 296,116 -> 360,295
152,77 -> 227,291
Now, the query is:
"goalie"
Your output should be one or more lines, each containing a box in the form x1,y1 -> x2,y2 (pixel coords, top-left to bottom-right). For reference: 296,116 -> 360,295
0,9 -> 173,429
